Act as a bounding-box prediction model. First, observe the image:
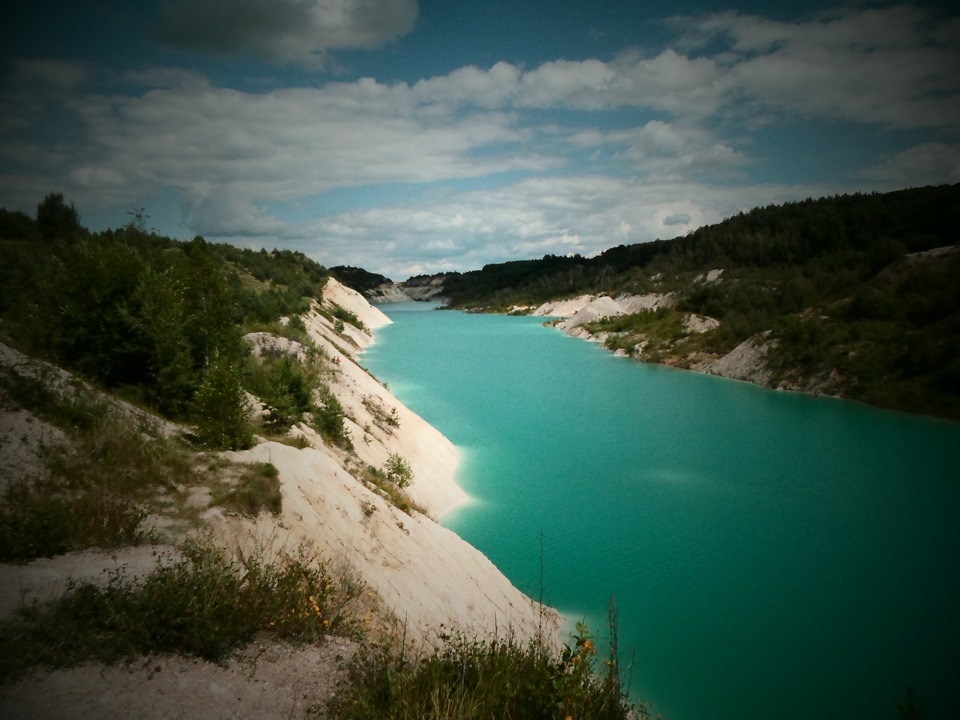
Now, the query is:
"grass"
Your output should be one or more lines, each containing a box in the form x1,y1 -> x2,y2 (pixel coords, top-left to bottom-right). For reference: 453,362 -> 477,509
329,615 -> 645,720
0,540 -> 366,680
214,461 -> 282,516
0,368 -> 202,562
582,308 -> 715,362
362,395 -> 401,433
355,457 -> 423,516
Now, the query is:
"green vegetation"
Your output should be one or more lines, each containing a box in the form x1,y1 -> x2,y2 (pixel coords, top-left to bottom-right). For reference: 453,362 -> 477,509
362,395 -> 400,433
313,389 -> 354,451
330,618 -> 643,720
383,453 -> 413,489
584,308 -> 691,360
421,184 -> 960,420
0,540 -> 365,680
355,454 -> 421,516
0,367 -> 198,563
0,195 -> 645,717
216,462 -> 282,516
331,265 -> 392,295
0,193 -> 356,448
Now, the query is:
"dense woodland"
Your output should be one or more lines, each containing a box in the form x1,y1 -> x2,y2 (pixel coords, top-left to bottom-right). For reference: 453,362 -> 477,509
0,193 -> 351,450
410,184 -> 960,420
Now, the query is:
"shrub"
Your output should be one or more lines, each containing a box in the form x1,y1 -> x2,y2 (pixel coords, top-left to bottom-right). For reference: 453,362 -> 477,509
191,353 -> 253,450
383,454 -> 413,489
313,389 -> 353,450
329,620 -> 644,720
0,541 -> 365,679
218,462 -> 282,516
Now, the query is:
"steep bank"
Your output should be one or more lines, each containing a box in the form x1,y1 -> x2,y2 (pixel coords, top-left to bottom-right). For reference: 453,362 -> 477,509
210,278 -> 556,640
1,278 -> 559,673
532,292 -> 790,391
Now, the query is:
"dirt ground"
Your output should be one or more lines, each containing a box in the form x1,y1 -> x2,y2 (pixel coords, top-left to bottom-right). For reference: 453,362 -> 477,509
0,636 -> 358,720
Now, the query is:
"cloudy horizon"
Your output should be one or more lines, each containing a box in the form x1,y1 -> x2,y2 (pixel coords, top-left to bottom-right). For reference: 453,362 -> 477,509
2,0 -> 958,279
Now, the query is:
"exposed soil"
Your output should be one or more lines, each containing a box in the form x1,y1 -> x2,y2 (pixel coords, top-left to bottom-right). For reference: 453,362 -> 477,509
0,636 -> 358,720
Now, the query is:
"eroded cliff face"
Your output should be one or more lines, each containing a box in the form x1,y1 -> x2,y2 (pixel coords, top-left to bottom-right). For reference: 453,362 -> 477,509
534,290 -> 856,399
211,278 -> 559,646
534,292 -> 782,390
0,278 -> 559,649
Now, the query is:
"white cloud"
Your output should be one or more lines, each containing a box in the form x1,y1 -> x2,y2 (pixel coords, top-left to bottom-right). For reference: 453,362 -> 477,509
569,120 -> 746,180
2,4 -> 958,280
151,0 -> 419,68
300,176 -> 832,278
862,143 -> 960,185
677,5 -> 960,128
66,81 -> 557,208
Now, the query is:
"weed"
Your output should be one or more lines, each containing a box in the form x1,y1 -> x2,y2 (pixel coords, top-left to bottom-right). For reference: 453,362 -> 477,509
0,540 -> 366,680
216,462 -> 282,516
361,395 -> 400,433
0,407 -> 198,562
358,461 -> 423,516
329,617 -> 645,720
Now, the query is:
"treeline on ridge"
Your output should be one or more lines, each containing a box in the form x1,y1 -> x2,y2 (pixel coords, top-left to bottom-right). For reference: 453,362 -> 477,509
428,184 -> 960,419
0,193 -> 341,448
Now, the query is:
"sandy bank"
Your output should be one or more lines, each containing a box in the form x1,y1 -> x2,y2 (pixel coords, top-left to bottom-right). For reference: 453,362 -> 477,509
0,278 -> 559,650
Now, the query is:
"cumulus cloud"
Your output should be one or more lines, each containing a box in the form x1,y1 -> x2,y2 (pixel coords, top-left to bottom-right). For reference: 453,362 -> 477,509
675,5 -> 960,128
151,0 -> 418,67
408,5 -> 959,129
2,4 -> 958,278
70,81 -> 554,198
862,143 -> 960,185
301,176 -> 825,278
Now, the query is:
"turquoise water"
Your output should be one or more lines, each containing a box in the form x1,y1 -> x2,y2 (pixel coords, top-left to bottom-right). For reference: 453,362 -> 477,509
363,303 -> 960,720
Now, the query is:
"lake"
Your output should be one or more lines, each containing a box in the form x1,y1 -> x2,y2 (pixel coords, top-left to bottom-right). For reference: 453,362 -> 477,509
362,303 -> 960,720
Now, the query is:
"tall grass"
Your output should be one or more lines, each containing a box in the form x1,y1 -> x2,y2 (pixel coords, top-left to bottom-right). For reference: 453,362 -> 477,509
0,540 -> 366,680
329,612 -> 646,720
0,368 -> 199,562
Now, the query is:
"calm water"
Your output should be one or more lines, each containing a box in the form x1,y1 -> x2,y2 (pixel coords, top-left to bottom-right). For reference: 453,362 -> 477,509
363,303 -> 960,720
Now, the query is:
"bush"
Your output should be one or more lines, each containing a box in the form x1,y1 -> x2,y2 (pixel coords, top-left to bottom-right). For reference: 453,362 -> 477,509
191,353 -> 254,450
218,462 -> 282,516
313,389 -> 353,450
0,541 -> 365,680
383,454 -> 413,489
330,620 -> 644,720
244,352 -> 316,429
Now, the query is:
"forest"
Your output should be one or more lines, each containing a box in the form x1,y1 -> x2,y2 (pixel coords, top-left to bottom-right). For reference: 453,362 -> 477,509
413,184 -> 960,420
0,193 -> 350,450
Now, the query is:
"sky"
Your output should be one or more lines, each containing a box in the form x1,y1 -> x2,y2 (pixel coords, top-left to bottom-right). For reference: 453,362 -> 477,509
1,1 -> 958,279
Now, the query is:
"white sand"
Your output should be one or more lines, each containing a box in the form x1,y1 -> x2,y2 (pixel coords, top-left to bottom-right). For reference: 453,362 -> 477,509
0,278 -> 558,649
217,279 -> 557,643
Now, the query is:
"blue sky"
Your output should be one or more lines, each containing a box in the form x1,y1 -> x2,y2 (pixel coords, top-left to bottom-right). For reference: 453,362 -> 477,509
2,1 -> 958,279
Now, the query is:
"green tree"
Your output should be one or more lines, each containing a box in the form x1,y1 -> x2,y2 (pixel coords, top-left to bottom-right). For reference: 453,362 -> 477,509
133,266 -> 197,416
26,240 -> 147,386
36,192 -> 82,241
190,353 -> 253,450
383,454 -> 413,488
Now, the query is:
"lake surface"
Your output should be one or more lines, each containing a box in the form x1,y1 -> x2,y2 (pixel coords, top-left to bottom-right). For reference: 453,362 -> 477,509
362,303 -> 960,720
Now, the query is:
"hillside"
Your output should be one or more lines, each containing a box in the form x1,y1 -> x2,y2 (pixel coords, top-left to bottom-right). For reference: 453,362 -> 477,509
377,185 -> 960,421
0,206 -> 646,719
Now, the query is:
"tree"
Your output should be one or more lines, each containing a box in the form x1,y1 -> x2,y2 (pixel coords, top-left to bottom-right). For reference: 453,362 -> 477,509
384,454 -> 413,488
190,352 -> 253,450
36,192 -> 82,241
0,208 -> 37,240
